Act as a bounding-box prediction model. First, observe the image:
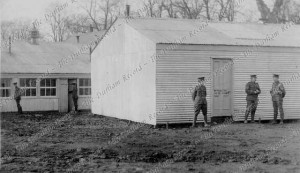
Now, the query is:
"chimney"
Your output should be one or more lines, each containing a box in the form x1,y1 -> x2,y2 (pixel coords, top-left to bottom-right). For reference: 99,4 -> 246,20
9,36 -> 11,54
90,24 -> 93,32
76,35 -> 80,43
30,27 -> 39,45
126,5 -> 130,17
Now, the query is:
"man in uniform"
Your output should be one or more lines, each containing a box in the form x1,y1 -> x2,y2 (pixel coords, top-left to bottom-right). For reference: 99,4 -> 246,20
244,75 -> 261,123
192,77 -> 209,127
13,82 -> 23,114
270,74 -> 286,124
69,83 -> 78,112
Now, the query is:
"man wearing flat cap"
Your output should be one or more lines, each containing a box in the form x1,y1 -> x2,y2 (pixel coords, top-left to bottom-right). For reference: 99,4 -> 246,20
69,82 -> 78,112
244,75 -> 261,123
13,82 -> 23,114
270,74 -> 286,124
192,77 -> 209,127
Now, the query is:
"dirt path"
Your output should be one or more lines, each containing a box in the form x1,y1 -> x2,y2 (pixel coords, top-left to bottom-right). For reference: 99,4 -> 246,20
1,112 -> 300,173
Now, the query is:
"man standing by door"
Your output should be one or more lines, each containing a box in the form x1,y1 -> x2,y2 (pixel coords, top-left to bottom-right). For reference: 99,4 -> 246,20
13,82 -> 23,114
270,74 -> 286,124
192,77 -> 209,127
69,82 -> 78,112
244,75 -> 261,123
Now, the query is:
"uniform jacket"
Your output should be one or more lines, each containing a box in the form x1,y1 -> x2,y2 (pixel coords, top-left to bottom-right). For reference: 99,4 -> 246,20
245,82 -> 261,101
72,87 -> 78,99
192,84 -> 207,105
69,86 -> 78,99
270,81 -> 286,101
14,86 -> 21,100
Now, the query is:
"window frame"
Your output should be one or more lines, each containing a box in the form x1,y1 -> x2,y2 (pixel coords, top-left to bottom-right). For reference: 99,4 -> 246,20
78,78 -> 91,96
40,78 -> 57,97
0,78 -> 11,98
19,78 -> 37,97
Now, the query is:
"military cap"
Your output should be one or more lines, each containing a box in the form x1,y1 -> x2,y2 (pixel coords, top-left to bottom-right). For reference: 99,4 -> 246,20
250,75 -> 257,78
198,77 -> 205,81
273,74 -> 279,78
13,82 -> 17,84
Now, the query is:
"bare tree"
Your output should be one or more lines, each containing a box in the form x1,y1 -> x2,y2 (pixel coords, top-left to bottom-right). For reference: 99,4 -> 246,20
81,0 -> 121,30
216,0 -> 236,21
1,20 -> 31,41
161,0 -> 178,18
173,0 -> 205,19
255,0 -> 300,23
203,0 -> 211,20
142,0 -> 164,17
46,2 -> 70,42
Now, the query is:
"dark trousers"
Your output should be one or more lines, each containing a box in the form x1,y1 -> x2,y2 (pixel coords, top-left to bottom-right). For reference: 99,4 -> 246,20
194,103 -> 208,125
273,101 -> 284,121
15,99 -> 23,114
245,100 -> 258,121
73,97 -> 78,111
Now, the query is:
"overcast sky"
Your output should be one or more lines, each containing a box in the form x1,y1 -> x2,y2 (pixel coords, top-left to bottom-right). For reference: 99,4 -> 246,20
0,0 -> 143,21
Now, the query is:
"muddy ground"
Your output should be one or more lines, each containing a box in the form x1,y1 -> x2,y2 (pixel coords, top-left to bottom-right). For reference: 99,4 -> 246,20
1,112 -> 300,173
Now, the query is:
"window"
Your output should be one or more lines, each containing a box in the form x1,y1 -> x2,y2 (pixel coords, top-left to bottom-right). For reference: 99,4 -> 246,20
20,78 -> 37,96
79,78 -> 91,95
40,79 -> 56,96
0,78 -> 11,97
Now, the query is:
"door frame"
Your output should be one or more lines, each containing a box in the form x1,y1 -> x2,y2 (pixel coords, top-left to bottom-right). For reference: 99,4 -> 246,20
68,78 -> 77,112
210,58 -> 234,117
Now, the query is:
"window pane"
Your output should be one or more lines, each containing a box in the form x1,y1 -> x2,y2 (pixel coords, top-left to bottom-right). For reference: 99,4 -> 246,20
51,88 -> 56,96
26,79 -> 30,87
41,88 -> 45,96
79,79 -> 83,86
46,79 -> 51,87
0,89 -> 4,97
31,79 -> 36,87
26,89 -> 30,96
84,88 -> 88,95
88,79 -> 91,86
46,88 -> 51,96
88,88 -> 91,95
31,89 -> 36,96
84,79 -> 88,86
79,88 -> 84,95
51,79 -> 56,87
1,78 -> 11,87
41,79 -> 45,87
20,79 -> 25,87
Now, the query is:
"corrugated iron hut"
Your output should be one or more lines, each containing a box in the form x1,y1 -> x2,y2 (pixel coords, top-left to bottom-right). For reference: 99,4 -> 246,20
91,18 -> 300,125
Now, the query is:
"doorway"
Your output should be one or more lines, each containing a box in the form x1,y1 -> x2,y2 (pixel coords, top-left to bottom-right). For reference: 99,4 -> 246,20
212,59 -> 233,116
68,79 -> 77,112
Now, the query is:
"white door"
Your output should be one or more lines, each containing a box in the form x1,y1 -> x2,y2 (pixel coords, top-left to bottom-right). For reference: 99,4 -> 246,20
213,59 -> 233,116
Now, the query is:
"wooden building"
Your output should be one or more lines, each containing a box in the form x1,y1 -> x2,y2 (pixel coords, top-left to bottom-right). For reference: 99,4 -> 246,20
91,18 -> 300,125
0,38 -> 92,112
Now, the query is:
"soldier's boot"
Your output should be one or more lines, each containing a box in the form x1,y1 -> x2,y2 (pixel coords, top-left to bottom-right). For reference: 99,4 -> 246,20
280,113 -> 284,124
192,115 -> 197,127
20,106 -> 23,114
244,111 -> 250,124
203,114 -> 210,127
251,113 -> 255,123
271,115 -> 277,124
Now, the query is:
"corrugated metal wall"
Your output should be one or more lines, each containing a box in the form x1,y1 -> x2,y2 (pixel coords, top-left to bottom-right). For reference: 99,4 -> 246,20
156,44 -> 300,124
233,51 -> 300,121
156,48 -> 212,124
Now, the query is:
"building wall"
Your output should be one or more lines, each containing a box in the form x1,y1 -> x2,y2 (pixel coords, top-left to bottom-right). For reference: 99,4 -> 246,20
91,20 -> 157,125
0,75 -> 91,112
156,44 -> 300,124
